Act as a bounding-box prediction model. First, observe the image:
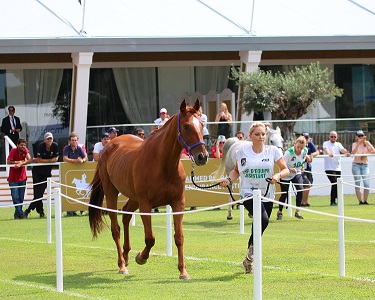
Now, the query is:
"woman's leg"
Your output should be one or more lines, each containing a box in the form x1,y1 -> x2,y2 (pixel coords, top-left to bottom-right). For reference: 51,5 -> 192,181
352,164 -> 362,203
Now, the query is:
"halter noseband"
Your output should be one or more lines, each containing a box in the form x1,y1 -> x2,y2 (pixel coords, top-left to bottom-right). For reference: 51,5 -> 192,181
177,112 -> 205,154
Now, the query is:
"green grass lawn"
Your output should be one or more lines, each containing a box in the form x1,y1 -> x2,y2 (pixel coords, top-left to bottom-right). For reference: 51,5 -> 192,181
0,195 -> 374,299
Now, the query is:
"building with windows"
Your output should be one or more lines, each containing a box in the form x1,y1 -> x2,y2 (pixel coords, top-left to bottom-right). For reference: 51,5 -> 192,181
0,0 -> 375,161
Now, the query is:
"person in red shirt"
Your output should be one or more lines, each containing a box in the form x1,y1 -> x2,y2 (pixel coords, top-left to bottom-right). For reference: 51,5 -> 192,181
7,138 -> 34,219
212,135 -> 226,158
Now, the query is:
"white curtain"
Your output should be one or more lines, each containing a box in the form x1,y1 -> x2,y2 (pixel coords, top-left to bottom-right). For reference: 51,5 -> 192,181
195,66 -> 231,94
113,68 -> 157,126
23,69 -> 63,146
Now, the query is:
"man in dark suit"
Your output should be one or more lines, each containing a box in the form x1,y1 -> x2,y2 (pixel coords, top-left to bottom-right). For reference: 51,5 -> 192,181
1,106 -> 22,147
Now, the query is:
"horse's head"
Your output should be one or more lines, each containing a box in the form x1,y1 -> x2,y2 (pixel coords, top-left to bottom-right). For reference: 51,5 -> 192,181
266,126 -> 284,150
178,99 -> 208,166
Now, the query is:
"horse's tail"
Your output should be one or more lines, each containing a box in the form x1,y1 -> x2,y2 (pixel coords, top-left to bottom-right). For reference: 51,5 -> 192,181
211,137 -> 237,179
89,166 -> 105,239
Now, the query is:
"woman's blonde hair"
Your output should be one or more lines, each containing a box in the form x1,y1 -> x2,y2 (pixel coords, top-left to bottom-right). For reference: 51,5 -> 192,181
249,121 -> 266,136
219,103 -> 230,118
296,136 -> 307,147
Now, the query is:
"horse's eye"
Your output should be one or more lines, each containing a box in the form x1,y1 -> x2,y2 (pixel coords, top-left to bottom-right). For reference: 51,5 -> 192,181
183,124 -> 189,130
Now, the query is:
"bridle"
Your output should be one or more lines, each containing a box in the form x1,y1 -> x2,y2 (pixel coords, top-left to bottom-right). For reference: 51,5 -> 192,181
177,112 -> 205,155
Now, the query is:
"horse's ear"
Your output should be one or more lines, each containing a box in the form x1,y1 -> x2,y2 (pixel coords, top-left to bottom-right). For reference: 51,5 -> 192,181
180,99 -> 187,112
193,99 -> 200,111
275,126 -> 281,133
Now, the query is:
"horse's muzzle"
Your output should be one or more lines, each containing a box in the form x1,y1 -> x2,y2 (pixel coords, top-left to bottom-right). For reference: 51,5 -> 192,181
195,152 -> 208,166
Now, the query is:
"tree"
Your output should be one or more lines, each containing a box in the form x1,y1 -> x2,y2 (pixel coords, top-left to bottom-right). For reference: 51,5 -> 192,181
232,62 -> 343,140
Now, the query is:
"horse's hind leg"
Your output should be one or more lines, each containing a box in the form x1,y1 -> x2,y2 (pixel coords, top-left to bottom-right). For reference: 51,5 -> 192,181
122,199 -> 139,267
136,205 -> 155,265
106,191 -> 128,274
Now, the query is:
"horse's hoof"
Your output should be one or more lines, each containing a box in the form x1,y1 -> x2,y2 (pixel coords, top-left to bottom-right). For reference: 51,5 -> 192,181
119,268 -> 129,274
179,274 -> 191,280
135,252 -> 147,265
227,216 -> 233,220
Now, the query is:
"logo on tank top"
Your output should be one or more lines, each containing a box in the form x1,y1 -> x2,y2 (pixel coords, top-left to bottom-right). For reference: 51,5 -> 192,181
241,158 -> 246,166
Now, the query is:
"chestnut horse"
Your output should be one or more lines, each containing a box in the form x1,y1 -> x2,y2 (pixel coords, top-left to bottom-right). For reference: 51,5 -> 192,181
89,99 -> 208,280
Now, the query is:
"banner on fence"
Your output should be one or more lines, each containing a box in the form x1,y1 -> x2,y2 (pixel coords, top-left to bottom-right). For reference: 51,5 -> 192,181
59,160 -> 241,212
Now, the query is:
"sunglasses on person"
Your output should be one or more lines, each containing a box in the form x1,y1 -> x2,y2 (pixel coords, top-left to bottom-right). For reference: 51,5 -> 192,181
219,141 -> 225,144
330,136 -> 337,138
137,133 -> 145,136
357,135 -> 364,137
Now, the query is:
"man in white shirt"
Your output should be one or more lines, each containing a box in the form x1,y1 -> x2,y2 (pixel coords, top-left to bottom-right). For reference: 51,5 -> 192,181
93,132 -> 110,162
198,106 -> 209,145
152,108 -> 170,131
323,131 -> 351,206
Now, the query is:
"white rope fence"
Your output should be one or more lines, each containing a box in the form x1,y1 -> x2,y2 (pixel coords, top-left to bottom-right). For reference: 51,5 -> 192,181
1,173 -> 375,296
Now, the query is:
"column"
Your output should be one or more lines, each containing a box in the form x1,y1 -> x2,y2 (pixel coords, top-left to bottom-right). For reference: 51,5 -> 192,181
70,52 -> 93,147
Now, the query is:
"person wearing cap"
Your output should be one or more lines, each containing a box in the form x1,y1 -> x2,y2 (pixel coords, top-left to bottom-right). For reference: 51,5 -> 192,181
323,131 -> 351,206
300,132 -> 319,207
351,130 -> 375,205
24,132 -> 59,218
152,108 -> 170,131
212,135 -> 226,158
93,132 -> 110,162
108,127 -> 119,140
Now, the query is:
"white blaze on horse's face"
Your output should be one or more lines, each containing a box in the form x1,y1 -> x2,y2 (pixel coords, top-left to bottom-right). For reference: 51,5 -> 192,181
192,116 -> 201,134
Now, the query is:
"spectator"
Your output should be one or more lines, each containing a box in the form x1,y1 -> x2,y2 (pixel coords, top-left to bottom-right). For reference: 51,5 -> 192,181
300,132 -> 319,207
93,132 -> 110,162
323,131 -> 351,206
180,148 -> 190,159
235,131 -> 245,140
108,127 -> 119,140
212,135 -> 226,158
1,106 -> 22,148
7,138 -> 34,219
152,108 -> 170,131
134,128 -> 146,139
197,106 -> 210,145
63,132 -> 87,216
276,136 -> 308,220
351,130 -> 375,205
215,103 -> 232,139
218,121 -> 289,274
24,132 -> 59,218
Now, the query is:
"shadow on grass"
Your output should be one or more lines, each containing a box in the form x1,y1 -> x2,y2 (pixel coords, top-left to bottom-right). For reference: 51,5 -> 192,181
13,269 -> 134,289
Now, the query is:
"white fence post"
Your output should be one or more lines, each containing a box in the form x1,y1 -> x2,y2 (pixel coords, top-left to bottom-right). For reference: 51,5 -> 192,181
47,178 -> 52,244
337,178 -> 346,277
253,189 -> 262,300
288,182 -> 292,218
54,188 -> 63,292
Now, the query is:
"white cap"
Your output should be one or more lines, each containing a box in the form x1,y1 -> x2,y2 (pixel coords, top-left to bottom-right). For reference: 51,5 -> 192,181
44,132 -> 53,139
160,108 -> 167,114
218,135 -> 226,141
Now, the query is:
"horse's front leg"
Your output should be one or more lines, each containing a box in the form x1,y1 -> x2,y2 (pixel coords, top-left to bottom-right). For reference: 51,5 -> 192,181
173,210 -> 190,280
122,200 -> 139,267
170,198 -> 190,280
136,206 -> 155,265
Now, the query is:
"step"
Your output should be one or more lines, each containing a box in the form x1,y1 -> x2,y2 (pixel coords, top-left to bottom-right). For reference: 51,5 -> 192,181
0,169 -> 60,204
